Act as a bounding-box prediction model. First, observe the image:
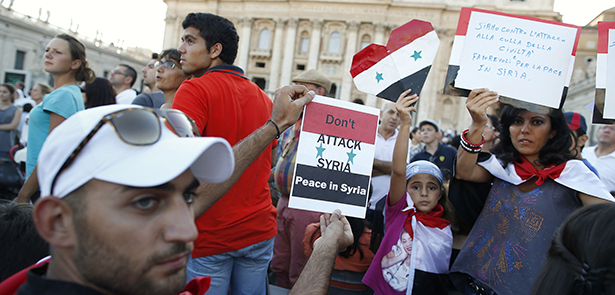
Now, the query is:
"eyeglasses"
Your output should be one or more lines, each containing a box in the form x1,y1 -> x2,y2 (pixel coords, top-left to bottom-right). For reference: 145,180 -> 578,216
50,108 -> 201,195
485,125 -> 496,130
155,60 -> 180,70
111,70 -> 127,76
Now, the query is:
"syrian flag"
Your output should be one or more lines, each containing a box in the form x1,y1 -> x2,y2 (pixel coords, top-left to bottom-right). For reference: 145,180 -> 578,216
351,20 -> 440,102
593,21 -> 615,123
478,155 -> 615,202
289,96 -> 380,218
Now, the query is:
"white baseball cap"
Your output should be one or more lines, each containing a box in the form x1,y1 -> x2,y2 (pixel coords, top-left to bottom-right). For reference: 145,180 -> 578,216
38,104 -> 235,198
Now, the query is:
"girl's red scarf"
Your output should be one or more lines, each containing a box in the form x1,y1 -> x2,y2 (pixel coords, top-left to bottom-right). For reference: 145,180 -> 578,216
403,204 -> 450,238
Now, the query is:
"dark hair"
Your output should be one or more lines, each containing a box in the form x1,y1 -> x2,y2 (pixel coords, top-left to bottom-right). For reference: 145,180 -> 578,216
54,34 -> 95,84
0,202 -> 49,281
119,64 -> 137,87
531,203 -> 615,295
410,127 -> 420,140
182,13 -> 239,65
339,217 -> 367,260
85,77 -> 117,108
490,106 -> 574,167
1,83 -> 15,95
151,52 -> 159,59
487,114 -> 500,131
160,48 -> 181,63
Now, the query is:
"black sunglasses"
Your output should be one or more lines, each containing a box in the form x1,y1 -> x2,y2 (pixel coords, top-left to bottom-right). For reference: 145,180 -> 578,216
50,108 -> 200,195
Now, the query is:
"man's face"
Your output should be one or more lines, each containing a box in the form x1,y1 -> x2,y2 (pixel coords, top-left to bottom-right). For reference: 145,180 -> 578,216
73,170 -> 199,295
109,65 -> 130,88
178,27 -> 211,77
420,124 -> 437,144
142,59 -> 158,88
597,125 -> 615,146
294,82 -> 325,96
380,103 -> 400,132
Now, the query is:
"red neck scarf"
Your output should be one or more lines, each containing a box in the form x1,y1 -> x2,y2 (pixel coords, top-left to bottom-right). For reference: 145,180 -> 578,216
513,156 -> 566,186
403,204 -> 450,238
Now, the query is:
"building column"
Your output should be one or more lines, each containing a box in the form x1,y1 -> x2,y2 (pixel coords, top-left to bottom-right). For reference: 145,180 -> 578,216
268,18 -> 286,92
237,17 -> 253,70
366,22 -> 387,106
307,19 -> 323,70
340,21 -> 360,102
280,18 -> 298,87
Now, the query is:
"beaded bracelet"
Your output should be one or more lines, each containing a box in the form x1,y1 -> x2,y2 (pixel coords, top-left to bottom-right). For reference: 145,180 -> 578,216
461,129 -> 484,147
460,141 -> 482,153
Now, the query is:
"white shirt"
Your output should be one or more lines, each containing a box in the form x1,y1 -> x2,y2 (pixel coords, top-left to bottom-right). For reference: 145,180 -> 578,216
582,145 -> 615,192
370,129 -> 411,210
115,89 -> 137,105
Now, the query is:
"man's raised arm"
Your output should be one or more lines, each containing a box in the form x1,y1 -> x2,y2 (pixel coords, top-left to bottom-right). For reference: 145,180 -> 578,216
193,85 -> 315,217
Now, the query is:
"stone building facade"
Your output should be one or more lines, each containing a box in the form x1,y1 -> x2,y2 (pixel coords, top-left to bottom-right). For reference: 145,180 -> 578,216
162,0 -> 560,131
0,6 -> 150,94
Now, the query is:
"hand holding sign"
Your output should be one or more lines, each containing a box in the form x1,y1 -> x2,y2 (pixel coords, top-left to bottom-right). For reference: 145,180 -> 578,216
350,20 -> 440,102
395,89 -> 419,125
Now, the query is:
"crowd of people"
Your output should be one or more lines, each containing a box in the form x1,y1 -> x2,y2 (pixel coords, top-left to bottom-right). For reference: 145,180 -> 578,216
0,11 -> 614,295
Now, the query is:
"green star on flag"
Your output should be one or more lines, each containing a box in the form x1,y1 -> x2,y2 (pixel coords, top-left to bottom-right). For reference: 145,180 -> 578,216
347,149 -> 357,164
411,50 -> 422,61
375,72 -> 383,83
316,143 -> 326,158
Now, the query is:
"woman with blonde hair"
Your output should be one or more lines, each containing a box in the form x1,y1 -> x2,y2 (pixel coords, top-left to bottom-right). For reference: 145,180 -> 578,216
16,34 -> 94,203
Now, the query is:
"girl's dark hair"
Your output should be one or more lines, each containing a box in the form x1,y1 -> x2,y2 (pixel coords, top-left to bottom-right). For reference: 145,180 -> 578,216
54,34 -> 95,84
531,203 -> 615,295
85,77 -> 116,109
1,84 -> 15,95
487,114 -> 500,131
490,106 -> 574,167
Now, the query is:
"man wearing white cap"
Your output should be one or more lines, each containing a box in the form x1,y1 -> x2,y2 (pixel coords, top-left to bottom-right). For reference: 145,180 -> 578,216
3,85 -> 353,295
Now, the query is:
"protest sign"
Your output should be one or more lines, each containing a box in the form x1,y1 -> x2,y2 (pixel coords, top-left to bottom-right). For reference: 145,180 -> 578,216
289,95 -> 379,218
594,22 -> 615,123
445,8 -> 581,110
351,20 -> 440,102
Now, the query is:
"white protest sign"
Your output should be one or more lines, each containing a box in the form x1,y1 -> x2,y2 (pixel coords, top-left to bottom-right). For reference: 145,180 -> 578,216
453,8 -> 580,109
594,22 -> 615,122
289,95 -> 379,219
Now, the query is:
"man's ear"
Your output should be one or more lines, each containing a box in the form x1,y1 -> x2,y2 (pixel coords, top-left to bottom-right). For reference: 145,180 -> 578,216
209,43 -> 223,60
33,198 -> 77,248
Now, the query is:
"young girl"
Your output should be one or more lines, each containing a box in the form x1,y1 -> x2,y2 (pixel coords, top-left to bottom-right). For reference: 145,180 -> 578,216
363,90 -> 453,295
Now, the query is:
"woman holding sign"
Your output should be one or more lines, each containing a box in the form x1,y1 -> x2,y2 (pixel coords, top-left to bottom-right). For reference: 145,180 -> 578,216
451,88 -> 614,295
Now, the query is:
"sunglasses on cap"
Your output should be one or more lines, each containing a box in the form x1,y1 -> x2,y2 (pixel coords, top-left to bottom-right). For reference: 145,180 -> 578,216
50,108 -> 201,195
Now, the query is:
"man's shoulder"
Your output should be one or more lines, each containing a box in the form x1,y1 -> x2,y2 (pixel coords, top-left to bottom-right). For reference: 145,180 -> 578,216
438,142 -> 457,154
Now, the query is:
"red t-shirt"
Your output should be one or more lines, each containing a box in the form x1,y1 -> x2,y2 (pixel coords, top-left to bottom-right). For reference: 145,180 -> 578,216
173,65 -> 277,257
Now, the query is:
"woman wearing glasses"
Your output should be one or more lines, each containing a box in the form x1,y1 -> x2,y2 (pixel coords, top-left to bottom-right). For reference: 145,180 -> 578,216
156,49 -> 191,109
16,34 -> 95,203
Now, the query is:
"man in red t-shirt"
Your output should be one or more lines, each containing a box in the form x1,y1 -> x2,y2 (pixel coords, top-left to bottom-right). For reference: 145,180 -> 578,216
172,12 -> 278,294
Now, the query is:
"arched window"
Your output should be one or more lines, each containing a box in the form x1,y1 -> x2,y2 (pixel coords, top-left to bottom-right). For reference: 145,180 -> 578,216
299,31 -> 309,54
258,29 -> 271,50
328,32 -> 341,54
360,34 -> 371,50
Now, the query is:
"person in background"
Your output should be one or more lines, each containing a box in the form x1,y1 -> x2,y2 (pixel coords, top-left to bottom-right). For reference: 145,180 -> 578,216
531,203 -> 615,295
583,124 -> 615,192
133,53 -> 165,109
408,126 -> 423,160
411,119 -> 457,174
13,81 -> 35,109
0,201 -> 49,281
0,84 -> 22,156
109,64 -> 137,105
84,77 -> 116,109
481,114 -> 500,152
16,33 -> 94,203
17,83 -> 52,147
564,112 -> 599,176
156,49 -> 190,109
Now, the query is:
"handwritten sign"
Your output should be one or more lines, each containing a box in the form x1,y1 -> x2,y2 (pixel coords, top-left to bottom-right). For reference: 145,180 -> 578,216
597,22 -> 615,121
289,95 -> 379,218
446,8 -> 581,109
